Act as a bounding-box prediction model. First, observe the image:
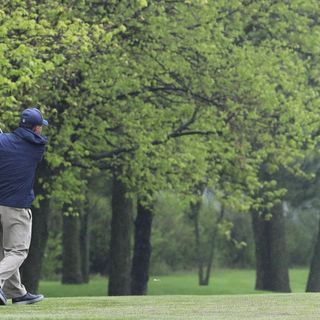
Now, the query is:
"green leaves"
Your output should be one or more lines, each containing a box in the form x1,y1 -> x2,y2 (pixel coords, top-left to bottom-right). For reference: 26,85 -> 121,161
0,0 -> 318,213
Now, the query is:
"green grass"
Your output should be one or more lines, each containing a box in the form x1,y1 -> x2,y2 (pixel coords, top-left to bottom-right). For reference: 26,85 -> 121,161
38,268 -> 309,297
0,270 -> 313,319
1,294 -> 320,319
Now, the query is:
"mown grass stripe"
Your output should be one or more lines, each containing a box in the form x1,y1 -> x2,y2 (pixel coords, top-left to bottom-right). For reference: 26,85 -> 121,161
0,294 -> 319,320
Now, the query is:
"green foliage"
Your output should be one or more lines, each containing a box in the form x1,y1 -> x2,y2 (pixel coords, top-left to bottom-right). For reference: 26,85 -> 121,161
41,233 -> 62,281
1,0 -> 317,212
2,0 -> 320,282
151,192 -> 196,274
151,191 -> 255,274
216,211 -> 255,268
88,180 -> 112,275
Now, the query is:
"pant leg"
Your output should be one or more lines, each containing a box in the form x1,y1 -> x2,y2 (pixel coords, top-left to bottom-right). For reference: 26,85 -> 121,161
0,205 -> 31,298
3,271 -> 27,298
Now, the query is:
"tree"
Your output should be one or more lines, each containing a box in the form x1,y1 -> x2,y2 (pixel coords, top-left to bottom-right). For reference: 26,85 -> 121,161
131,200 -> 153,295
108,172 -> 134,296
81,0 -> 318,294
191,198 -> 215,286
252,203 -> 291,292
80,198 -> 91,284
0,2 -> 84,291
306,214 -> 320,292
2,0 -> 319,296
215,0 -> 320,292
62,205 -> 83,284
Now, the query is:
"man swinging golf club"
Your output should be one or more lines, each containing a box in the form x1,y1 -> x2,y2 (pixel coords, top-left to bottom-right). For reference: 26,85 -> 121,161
0,108 -> 48,305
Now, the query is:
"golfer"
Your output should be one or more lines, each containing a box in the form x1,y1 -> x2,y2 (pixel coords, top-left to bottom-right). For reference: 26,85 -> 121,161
0,108 -> 48,305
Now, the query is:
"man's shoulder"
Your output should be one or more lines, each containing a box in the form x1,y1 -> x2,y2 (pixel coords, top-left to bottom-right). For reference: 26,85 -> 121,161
0,132 -> 15,144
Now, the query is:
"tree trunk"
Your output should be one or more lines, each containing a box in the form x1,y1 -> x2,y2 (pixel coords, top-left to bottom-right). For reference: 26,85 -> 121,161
306,214 -> 320,292
62,211 -> 83,284
80,202 -> 90,283
203,232 -> 215,286
108,174 -> 133,296
191,200 -> 216,286
131,201 -> 153,295
21,199 -> 50,293
252,208 -> 272,290
192,201 -> 205,285
21,161 -> 51,293
252,202 -> 291,292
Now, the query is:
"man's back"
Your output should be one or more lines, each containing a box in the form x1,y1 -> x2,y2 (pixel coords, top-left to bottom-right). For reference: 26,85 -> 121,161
0,127 -> 47,209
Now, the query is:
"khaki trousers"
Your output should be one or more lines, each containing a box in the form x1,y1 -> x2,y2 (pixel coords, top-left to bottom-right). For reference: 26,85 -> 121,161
0,205 -> 32,298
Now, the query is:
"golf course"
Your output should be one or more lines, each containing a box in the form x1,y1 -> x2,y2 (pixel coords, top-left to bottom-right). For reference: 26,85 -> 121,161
1,294 -> 319,320
2,1 -> 320,319
0,269 -> 317,319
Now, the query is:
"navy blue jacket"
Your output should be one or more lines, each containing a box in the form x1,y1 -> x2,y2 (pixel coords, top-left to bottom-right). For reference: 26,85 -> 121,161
0,127 -> 48,208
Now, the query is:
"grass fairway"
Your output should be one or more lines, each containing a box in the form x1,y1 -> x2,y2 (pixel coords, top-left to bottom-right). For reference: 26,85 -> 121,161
38,269 -> 309,297
0,294 -> 320,320
1,269 -> 309,319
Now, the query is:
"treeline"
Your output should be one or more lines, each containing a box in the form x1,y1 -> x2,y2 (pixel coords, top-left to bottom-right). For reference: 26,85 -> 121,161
41,181 -> 318,278
1,0 -> 320,295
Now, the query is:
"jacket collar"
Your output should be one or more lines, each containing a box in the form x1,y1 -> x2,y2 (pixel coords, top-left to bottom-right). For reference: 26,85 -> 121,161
13,127 -> 48,145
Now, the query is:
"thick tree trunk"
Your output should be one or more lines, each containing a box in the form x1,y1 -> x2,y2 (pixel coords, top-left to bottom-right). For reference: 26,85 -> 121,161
21,161 -> 51,293
252,202 -> 291,292
306,214 -> 320,292
80,203 -> 91,283
131,201 -> 153,295
252,209 -> 270,290
62,212 -> 83,284
108,175 -> 133,296
21,200 -> 50,293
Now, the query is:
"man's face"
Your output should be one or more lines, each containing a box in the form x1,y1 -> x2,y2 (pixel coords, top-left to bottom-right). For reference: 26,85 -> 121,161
34,125 -> 43,135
